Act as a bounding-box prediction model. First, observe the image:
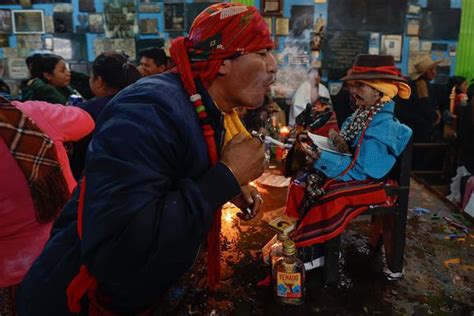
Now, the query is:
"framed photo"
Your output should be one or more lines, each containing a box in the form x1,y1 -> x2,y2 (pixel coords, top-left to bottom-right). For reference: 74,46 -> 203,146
7,58 -> 29,79
164,3 -> 184,32
406,19 -> 420,36
44,36 -> 53,50
88,13 -> 104,33
20,0 -> 32,7
0,35 -> 9,48
261,0 -> 283,16
17,34 -> 43,50
263,17 -> 272,35
139,0 -> 161,13
79,0 -> 96,13
53,12 -> 73,33
0,10 -> 12,34
12,10 -> 45,34
408,4 -> 421,15
53,37 -> 73,60
44,15 -> 55,33
275,17 -> 289,36
138,18 -> 158,35
380,34 -> 402,62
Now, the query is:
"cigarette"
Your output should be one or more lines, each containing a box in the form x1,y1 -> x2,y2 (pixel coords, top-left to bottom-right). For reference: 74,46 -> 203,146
251,130 -> 292,149
264,136 -> 293,149
250,130 -> 266,143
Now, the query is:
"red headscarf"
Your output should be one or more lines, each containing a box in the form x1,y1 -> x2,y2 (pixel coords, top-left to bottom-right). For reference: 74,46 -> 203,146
170,2 -> 274,91
170,3 -> 273,289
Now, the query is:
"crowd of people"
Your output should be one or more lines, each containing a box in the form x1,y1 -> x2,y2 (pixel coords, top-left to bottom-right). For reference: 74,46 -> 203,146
0,2 -> 472,315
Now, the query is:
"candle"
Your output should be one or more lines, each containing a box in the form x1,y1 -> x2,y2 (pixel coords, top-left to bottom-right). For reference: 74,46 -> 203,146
279,126 -> 290,139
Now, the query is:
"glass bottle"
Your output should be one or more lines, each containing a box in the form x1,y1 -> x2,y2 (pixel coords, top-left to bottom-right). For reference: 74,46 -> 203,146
273,240 -> 305,305
270,233 -> 289,275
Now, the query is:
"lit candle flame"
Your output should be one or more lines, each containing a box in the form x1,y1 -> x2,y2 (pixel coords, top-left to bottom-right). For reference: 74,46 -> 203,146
279,126 -> 290,137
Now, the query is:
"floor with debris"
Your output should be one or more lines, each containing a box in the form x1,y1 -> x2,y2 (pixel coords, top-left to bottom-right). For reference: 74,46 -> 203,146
160,177 -> 473,315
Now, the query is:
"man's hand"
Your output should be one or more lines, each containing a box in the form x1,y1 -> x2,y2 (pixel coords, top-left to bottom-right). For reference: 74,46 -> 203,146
328,129 -> 350,153
221,132 -> 265,186
231,184 -> 263,220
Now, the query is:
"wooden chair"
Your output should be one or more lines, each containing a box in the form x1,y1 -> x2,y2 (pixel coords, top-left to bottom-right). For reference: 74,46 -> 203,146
323,136 -> 413,284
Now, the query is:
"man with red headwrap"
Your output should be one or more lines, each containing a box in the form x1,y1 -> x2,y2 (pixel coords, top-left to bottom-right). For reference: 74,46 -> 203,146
16,3 -> 276,315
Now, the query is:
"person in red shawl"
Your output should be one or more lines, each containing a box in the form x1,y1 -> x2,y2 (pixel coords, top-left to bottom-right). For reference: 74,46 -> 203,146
16,3 -> 276,315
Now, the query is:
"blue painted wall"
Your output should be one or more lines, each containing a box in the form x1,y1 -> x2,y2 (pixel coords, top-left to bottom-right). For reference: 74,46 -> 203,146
0,0 -> 462,78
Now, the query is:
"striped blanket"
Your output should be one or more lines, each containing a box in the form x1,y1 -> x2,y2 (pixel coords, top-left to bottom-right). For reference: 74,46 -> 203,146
286,177 -> 397,248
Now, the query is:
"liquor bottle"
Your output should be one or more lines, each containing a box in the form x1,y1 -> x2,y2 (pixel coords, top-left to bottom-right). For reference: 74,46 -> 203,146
273,240 -> 305,305
269,233 -> 289,275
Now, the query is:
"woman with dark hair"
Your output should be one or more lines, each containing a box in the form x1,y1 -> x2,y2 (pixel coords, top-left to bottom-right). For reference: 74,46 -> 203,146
21,54 -> 75,104
70,52 -> 142,179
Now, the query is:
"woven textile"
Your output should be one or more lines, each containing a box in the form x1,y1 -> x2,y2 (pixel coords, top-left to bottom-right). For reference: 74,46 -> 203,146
0,99 -> 68,223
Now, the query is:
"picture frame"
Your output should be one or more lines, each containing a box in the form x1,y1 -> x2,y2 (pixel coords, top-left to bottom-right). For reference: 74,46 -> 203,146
88,13 -> 105,33
164,3 -> 185,32
7,58 -> 29,79
261,0 -> 283,17
53,12 -> 73,33
79,0 -> 96,13
275,17 -> 289,36
16,34 -> 43,50
0,35 -> 9,48
380,34 -> 402,62
139,0 -> 161,13
263,17 -> 272,35
0,10 -> 12,34
104,0 -> 137,39
12,10 -> 45,34
406,19 -> 420,36
138,18 -> 158,35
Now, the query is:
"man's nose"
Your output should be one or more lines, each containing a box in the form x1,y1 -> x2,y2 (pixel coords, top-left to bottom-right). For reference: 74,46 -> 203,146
266,52 -> 277,74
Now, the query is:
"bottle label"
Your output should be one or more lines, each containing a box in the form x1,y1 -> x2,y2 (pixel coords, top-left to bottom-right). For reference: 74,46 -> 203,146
276,272 -> 302,298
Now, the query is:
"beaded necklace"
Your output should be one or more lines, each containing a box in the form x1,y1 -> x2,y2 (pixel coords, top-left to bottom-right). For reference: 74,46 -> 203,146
340,101 -> 386,144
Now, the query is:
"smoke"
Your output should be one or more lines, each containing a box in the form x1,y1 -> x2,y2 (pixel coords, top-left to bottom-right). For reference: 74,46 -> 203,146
273,28 -> 313,99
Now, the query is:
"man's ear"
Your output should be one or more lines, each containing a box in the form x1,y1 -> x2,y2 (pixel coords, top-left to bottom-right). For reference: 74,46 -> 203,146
217,59 -> 232,76
157,64 -> 166,73
96,76 -> 105,89
43,72 -> 53,82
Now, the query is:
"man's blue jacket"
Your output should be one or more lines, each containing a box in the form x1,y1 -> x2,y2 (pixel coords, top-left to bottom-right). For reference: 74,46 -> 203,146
16,73 -> 241,314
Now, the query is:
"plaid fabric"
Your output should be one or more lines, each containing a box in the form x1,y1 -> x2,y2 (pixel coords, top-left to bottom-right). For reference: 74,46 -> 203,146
0,98 -> 68,223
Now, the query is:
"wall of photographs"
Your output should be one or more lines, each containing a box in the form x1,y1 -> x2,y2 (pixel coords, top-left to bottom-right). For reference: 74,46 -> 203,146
0,0 -> 465,97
